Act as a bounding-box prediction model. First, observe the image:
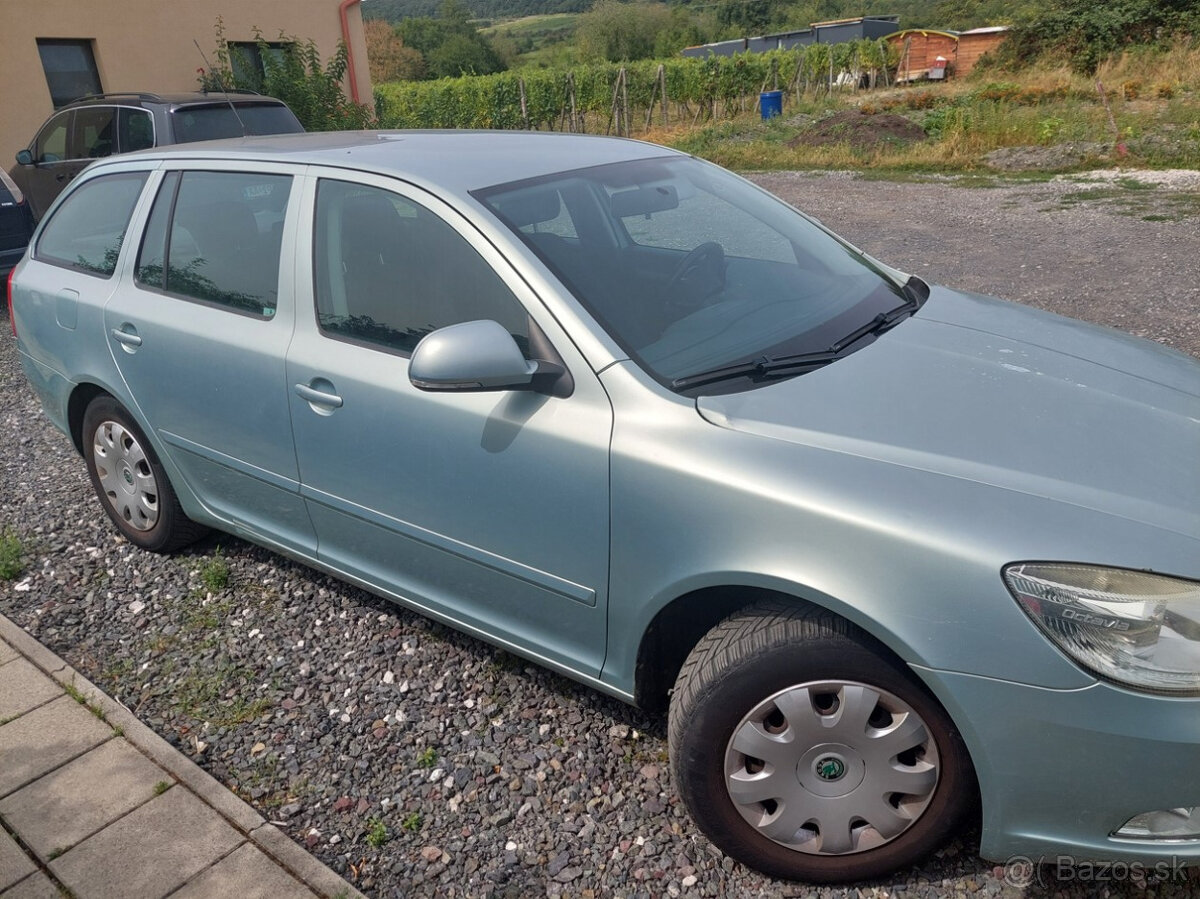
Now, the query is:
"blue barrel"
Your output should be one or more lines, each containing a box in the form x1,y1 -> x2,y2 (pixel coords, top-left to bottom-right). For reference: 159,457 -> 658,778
760,90 -> 783,120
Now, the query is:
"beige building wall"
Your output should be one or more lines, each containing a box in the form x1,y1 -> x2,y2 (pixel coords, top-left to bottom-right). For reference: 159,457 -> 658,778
1,0 -> 372,162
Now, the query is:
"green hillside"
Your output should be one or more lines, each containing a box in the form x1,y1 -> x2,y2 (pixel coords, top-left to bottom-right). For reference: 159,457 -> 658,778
365,0 -> 1028,28
365,0 -> 590,23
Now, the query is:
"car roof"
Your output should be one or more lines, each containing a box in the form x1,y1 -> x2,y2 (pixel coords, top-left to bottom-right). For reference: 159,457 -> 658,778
67,91 -> 286,108
108,130 -> 683,195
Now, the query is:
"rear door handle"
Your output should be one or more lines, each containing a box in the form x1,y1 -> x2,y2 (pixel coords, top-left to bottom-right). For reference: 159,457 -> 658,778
294,382 -> 343,411
110,326 -> 142,351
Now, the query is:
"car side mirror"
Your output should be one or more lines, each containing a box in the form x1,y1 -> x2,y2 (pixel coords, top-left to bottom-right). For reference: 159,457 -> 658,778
16,149 -> 33,166
409,319 -> 565,394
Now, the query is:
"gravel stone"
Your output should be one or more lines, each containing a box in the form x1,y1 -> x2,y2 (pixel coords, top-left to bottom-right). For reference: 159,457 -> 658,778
3,171 -> 1198,898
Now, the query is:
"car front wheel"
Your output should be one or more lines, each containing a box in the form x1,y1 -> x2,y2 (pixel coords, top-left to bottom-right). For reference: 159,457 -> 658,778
669,601 -> 976,883
82,396 -> 207,553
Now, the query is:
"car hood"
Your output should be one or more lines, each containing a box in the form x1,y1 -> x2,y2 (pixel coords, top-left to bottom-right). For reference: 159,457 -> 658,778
696,288 -> 1200,540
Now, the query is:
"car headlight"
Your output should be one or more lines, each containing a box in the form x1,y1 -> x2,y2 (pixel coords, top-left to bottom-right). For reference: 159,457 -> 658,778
1004,563 -> 1200,694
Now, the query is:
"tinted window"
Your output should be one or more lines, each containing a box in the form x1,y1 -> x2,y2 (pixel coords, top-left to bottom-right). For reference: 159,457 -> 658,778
118,108 -> 154,152
135,170 -> 292,316
314,180 -> 529,355
36,39 -> 101,108
34,113 -> 70,163
169,103 -> 303,143
73,106 -> 116,160
37,172 -> 148,276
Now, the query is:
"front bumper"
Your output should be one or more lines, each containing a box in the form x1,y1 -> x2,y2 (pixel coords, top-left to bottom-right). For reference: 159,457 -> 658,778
918,666 -> 1200,864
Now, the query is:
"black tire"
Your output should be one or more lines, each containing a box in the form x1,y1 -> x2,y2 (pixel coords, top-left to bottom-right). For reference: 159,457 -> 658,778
668,601 -> 976,883
82,396 -> 208,553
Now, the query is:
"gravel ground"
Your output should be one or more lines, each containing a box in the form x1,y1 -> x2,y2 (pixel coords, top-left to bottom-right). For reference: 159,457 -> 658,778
3,170 -> 1199,898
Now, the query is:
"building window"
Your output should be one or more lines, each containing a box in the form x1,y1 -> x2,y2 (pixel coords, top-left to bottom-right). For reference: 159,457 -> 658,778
37,39 -> 102,108
227,41 -> 292,89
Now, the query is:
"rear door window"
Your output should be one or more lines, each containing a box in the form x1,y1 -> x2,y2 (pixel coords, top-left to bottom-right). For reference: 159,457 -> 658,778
36,171 -> 149,276
72,106 -> 116,160
135,170 -> 292,316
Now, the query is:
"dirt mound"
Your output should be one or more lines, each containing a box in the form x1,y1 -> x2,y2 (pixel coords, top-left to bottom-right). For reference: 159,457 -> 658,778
985,142 -> 1111,171
788,110 -> 927,150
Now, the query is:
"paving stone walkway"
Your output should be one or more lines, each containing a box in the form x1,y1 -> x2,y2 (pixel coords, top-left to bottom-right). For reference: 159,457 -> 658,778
0,615 -> 364,899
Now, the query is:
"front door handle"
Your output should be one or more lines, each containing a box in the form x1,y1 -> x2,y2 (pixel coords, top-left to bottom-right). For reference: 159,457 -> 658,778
294,381 -> 343,412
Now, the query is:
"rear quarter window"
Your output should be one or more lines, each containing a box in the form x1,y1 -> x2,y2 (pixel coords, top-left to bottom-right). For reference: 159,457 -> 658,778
169,103 -> 303,143
35,171 -> 148,276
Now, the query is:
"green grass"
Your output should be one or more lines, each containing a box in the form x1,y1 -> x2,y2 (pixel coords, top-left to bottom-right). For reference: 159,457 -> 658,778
651,52 -> 1200,175
401,811 -> 423,832
482,12 -> 580,70
153,780 -> 172,795
199,550 -> 231,593
173,665 -> 272,727
416,746 -> 438,769
365,817 -> 390,848
63,682 -> 106,721
480,13 -> 579,39
0,527 -> 25,580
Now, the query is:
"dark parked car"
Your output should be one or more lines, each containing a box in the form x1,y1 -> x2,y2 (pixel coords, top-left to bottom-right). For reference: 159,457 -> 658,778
0,169 -> 34,275
9,91 -> 303,222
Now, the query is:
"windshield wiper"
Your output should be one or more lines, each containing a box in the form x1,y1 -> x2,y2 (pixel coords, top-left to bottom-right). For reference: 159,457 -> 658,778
827,294 -> 919,354
671,350 -> 839,390
672,293 -> 920,391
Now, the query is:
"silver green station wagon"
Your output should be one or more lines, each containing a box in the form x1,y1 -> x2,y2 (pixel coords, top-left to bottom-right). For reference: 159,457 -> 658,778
8,131 -> 1200,883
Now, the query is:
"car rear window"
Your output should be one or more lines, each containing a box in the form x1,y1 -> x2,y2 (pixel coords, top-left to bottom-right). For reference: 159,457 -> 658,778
169,103 -> 303,143
35,172 -> 148,276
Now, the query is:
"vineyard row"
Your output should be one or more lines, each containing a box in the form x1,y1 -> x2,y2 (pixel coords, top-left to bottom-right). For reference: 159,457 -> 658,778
374,40 -> 901,133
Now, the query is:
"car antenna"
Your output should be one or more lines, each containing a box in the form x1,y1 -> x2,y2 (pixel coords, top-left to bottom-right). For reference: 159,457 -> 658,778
193,39 -> 248,137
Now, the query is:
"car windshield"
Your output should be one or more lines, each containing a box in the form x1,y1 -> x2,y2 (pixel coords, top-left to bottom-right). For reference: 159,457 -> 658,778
169,102 -> 304,143
478,156 -> 908,394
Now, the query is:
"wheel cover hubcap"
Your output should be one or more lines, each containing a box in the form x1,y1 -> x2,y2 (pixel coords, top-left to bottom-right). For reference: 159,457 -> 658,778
92,421 -> 160,532
723,680 -> 940,855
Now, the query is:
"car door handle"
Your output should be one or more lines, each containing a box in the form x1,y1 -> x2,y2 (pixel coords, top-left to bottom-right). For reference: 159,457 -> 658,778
294,382 -> 343,410
110,327 -> 142,349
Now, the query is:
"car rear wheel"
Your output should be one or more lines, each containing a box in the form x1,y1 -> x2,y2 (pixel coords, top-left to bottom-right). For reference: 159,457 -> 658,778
669,601 -> 975,883
82,397 -> 207,553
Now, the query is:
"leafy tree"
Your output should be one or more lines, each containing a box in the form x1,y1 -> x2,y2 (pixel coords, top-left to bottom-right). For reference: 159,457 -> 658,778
201,20 -> 374,130
365,19 -> 427,82
576,0 -> 674,62
716,0 -> 772,33
428,32 -> 507,75
994,0 -> 1200,73
396,0 -> 507,78
930,0 -> 1039,30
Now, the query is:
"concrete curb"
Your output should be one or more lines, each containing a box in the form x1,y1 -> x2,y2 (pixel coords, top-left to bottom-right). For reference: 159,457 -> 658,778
0,613 -> 366,899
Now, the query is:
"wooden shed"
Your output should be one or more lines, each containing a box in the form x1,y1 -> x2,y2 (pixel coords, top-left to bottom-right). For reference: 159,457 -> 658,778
889,30 -> 960,82
957,26 -> 1011,74
888,26 -> 1009,81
